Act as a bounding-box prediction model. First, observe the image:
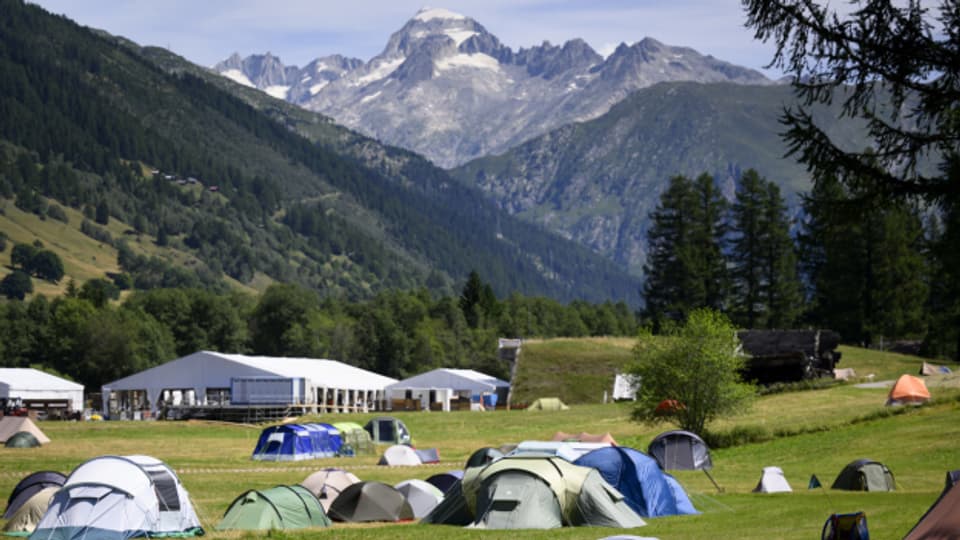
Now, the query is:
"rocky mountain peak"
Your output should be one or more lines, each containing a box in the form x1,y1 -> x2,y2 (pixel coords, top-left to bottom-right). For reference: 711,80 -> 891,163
379,7 -> 491,59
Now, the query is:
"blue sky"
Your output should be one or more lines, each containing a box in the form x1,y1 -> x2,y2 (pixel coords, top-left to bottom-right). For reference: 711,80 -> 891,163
28,0 -> 783,77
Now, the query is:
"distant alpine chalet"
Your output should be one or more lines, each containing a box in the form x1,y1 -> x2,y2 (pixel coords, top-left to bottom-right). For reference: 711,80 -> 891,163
214,7 -> 775,167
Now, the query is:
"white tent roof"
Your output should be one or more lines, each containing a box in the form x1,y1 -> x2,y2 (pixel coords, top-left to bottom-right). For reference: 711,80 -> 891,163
752,466 -> 793,493
0,368 -> 84,412
102,351 -> 397,412
385,368 -> 509,392
104,351 -> 396,393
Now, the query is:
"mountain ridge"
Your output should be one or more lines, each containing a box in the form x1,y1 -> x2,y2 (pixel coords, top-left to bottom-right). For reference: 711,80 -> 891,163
215,7 -> 779,167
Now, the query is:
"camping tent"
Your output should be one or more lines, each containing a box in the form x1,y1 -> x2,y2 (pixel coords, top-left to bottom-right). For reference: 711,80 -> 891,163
526,397 -> 569,411
4,470 -> 65,519
251,424 -> 316,461
300,468 -> 360,511
647,430 -> 713,470
466,447 -> 504,469
300,423 -> 338,457
0,417 -> 49,445
394,479 -> 444,518
2,486 -> 57,534
426,471 -> 463,495
5,431 -> 40,448
752,466 -> 792,493
831,459 -> 896,491
32,455 -> 203,540
332,422 -> 374,455
305,423 -> 342,455
574,446 -> 697,517
216,485 -> 330,530
414,448 -> 440,464
326,481 -> 414,523
0,368 -> 84,413
508,440 -> 612,461
364,416 -> 411,445
552,432 -> 618,445
424,455 -> 646,529
904,471 -> 960,540
887,374 -> 931,405
378,444 -> 422,466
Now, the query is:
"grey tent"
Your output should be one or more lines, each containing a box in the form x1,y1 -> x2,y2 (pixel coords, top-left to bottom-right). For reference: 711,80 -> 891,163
327,481 -> 414,522
647,430 -> 720,492
2,486 -> 57,534
300,468 -> 360,511
5,431 -> 41,448
4,470 -> 66,519
364,416 -> 411,445
423,455 -> 646,529
647,430 -> 712,470
905,470 -> 960,540
394,479 -> 444,518
831,459 -> 895,491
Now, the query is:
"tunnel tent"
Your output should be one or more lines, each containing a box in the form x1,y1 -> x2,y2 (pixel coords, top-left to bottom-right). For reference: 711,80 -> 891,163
251,424 -> 315,461
300,468 -> 360,512
426,471 -> 464,495
304,423 -> 342,455
4,470 -> 66,519
31,455 -> 203,540
2,486 -> 58,534
465,447 -> 504,469
332,422 -> 374,455
216,485 -> 330,531
364,416 -> 411,445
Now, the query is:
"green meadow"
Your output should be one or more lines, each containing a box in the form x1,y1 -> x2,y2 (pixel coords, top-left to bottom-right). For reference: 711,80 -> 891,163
2,344 -> 958,539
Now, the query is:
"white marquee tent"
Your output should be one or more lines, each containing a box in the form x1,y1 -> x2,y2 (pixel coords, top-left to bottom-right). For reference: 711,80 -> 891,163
0,368 -> 84,412
385,368 -> 509,411
101,351 -> 397,417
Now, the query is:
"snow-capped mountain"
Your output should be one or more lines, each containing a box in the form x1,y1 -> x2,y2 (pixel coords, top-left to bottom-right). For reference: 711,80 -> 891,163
215,7 -> 776,167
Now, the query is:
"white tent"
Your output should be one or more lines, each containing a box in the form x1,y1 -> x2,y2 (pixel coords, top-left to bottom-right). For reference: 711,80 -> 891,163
752,466 -> 793,493
378,444 -> 422,466
32,455 -> 203,540
101,351 -> 397,416
384,368 -> 509,411
0,368 -> 84,412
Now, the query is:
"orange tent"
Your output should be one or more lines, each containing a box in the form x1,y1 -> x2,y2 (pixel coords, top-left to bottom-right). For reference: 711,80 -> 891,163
886,374 -> 930,405
551,431 -> 617,445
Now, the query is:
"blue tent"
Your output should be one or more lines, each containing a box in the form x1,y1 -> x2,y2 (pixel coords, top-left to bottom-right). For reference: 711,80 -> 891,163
574,446 -> 697,517
308,423 -> 343,456
252,425 -> 316,461
302,424 -> 340,457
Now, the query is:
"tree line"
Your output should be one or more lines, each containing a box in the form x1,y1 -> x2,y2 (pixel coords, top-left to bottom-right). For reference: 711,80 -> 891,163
641,168 -> 958,360
0,273 -> 638,389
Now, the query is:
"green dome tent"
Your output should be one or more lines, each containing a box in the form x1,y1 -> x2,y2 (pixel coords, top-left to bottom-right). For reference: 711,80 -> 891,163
526,397 -> 569,411
216,485 -> 331,531
332,422 -> 374,455
4,431 -> 40,448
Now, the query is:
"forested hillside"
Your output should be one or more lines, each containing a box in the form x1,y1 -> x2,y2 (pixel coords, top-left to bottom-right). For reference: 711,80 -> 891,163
0,0 -> 639,304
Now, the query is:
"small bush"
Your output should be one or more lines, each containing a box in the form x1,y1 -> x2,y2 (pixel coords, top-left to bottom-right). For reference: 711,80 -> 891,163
80,219 -> 113,246
46,204 -> 69,223
758,378 -> 839,396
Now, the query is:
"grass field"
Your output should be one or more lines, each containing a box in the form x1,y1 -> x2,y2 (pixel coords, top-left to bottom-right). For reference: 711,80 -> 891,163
2,345 -> 958,539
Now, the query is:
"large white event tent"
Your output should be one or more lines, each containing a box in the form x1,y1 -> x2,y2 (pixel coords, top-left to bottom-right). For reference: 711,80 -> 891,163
385,368 -> 509,411
0,368 -> 84,412
101,351 -> 397,417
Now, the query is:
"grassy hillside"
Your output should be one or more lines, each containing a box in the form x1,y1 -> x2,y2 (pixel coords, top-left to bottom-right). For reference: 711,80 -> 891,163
510,338 -> 948,405
1,373 -> 958,539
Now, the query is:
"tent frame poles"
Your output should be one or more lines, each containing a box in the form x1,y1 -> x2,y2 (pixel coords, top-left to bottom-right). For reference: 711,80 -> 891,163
703,469 -> 723,493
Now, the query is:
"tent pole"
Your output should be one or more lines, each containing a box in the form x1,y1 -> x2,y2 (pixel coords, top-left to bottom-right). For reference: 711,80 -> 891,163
704,469 -> 724,493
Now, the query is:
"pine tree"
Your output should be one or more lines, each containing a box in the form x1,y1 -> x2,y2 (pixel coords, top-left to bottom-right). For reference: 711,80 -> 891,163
643,174 -> 728,329
730,170 -> 766,328
760,181 -> 803,328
